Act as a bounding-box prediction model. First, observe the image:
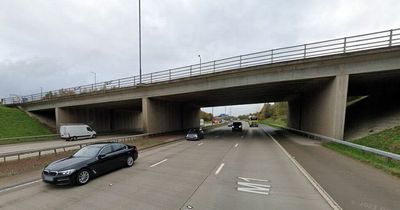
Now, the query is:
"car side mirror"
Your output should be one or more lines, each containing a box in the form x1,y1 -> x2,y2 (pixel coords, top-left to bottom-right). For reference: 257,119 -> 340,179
98,154 -> 105,159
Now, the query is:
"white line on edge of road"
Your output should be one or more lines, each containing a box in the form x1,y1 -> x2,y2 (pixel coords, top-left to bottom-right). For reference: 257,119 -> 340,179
263,127 -> 342,210
234,143 -> 239,148
149,159 -> 168,168
215,163 -> 225,175
0,179 -> 41,194
198,142 -> 204,146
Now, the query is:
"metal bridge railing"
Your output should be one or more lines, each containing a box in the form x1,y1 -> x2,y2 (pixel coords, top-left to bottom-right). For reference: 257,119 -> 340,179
2,28 -> 399,105
267,124 -> 400,162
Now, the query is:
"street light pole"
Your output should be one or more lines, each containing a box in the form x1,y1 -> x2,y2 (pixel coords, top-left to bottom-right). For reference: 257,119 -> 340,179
198,54 -> 202,74
91,72 -> 97,86
139,0 -> 142,83
211,106 -> 214,125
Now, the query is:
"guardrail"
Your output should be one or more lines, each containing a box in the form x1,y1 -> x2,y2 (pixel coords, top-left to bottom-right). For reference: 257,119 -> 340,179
0,134 -> 60,144
2,28 -> 400,105
267,124 -> 400,161
0,133 -> 150,163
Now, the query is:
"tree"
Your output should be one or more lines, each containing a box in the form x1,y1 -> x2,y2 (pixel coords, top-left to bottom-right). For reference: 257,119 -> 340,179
200,111 -> 213,121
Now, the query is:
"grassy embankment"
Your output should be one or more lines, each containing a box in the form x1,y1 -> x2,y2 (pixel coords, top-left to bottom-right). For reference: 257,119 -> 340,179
324,126 -> 400,177
0,106 -> 53,144
259,116 -> 287,127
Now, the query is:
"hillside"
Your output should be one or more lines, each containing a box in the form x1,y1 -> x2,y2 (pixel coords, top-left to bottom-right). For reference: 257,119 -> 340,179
0,106 -> 52,139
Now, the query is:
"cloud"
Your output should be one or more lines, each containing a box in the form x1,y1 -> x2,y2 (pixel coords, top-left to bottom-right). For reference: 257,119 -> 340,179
1,0 -> 399,114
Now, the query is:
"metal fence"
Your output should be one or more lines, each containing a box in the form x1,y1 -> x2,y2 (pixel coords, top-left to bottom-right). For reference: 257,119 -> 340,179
268,124 -> 400,161
2,28 -> 400,105
0,133 -> 151,163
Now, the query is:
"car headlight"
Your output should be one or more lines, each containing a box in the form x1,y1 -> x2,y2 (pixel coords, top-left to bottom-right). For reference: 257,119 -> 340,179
239,125 -> 242,128
59,169 -> 76,175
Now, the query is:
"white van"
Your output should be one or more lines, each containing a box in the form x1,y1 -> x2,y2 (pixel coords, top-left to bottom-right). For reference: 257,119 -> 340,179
60,124 -> 97,141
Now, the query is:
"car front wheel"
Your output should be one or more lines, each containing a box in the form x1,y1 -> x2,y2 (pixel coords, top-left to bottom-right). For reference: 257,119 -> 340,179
76,169 -> 90,185
126,155 -> 134,167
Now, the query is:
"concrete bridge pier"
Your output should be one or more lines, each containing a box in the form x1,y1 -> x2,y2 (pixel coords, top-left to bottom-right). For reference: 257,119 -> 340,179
288,74 -> 349,139
142,97 -> 200,134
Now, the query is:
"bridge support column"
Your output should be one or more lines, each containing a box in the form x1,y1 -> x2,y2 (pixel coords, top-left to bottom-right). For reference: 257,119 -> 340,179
55,107 -> 111,133
142,98 -> 200,134
182,103 -> 201,130
288,75 -> 349,139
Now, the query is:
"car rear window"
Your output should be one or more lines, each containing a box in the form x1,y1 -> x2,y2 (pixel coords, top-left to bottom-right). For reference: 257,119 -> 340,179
112,143 -> 126,152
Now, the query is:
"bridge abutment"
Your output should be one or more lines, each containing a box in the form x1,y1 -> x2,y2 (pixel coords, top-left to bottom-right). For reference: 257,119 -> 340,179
288,75 -> 349,139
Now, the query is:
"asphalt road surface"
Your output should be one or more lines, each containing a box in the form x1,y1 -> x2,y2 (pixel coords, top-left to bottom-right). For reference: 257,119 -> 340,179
0,124 -> 332,210
264,126 -> 400,210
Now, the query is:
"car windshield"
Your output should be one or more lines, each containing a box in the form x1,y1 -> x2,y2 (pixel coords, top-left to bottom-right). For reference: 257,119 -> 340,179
233,122 -> 242,126
73,146 -> 102,157
188,129 -> 198,134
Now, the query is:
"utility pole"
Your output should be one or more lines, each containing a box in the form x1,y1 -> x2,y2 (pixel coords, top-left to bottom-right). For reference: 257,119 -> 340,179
91,72 -> 97,86
198,55 -> 202,73
139,0 -> 142,83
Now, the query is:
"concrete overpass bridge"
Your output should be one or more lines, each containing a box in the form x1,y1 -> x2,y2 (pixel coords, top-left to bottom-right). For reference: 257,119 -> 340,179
3,28 -> 400,139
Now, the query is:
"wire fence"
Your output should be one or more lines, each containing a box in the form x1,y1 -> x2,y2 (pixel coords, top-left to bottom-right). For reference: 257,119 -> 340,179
2,28 -> 399,105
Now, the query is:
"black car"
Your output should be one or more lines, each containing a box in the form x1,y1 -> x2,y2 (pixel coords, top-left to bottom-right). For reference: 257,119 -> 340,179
42,143 -> 138,186
232,122 -> 243,131
186,128 -> 205,140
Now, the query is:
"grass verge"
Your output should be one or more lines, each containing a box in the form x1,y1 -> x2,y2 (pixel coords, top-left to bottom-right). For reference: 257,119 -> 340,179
259,116 -> 287,127
323,126 -> 400,177
323,142 -> 400,177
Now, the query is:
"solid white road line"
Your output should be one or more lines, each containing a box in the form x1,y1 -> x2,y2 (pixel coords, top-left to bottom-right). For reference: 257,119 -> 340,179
215,163 -> 225,175
263,127 -> 342,210
234,143 -> 239,148
198,142 -> 204,146
0,179 -> 41,194
149,159 -> 168,168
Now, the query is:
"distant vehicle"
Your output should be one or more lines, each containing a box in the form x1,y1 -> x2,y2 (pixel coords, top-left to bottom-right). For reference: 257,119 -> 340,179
42,143 -> 138,185
186,128 -> 205,140
232,122 -> 243,131
228,122 -> 233,127
249,115 -> 258,127
60,124 -> 96,141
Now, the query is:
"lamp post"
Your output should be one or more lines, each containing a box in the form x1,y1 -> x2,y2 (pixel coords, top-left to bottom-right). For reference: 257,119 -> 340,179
211,106 -> 214,125
198,54 -> 202,74
91,72 -> 97,87
139,0 -> 142,83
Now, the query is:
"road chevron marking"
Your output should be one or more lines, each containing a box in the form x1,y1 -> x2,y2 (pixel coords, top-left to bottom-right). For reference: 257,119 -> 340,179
198,143 -> 204,146
263,126 -> 342,210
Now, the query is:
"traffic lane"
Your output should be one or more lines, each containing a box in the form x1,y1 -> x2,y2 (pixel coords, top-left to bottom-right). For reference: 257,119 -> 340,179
266,126 -> 400,210
181,126 -> 332,210
0,138 -> 201,210
0,127 -> 235,210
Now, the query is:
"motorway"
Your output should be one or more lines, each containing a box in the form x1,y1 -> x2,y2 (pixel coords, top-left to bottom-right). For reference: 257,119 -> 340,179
0,124 -> 332,210
266,126 -> 400,210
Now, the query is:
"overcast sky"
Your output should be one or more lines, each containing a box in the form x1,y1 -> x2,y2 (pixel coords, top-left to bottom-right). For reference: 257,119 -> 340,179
1,0 -> 399,116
